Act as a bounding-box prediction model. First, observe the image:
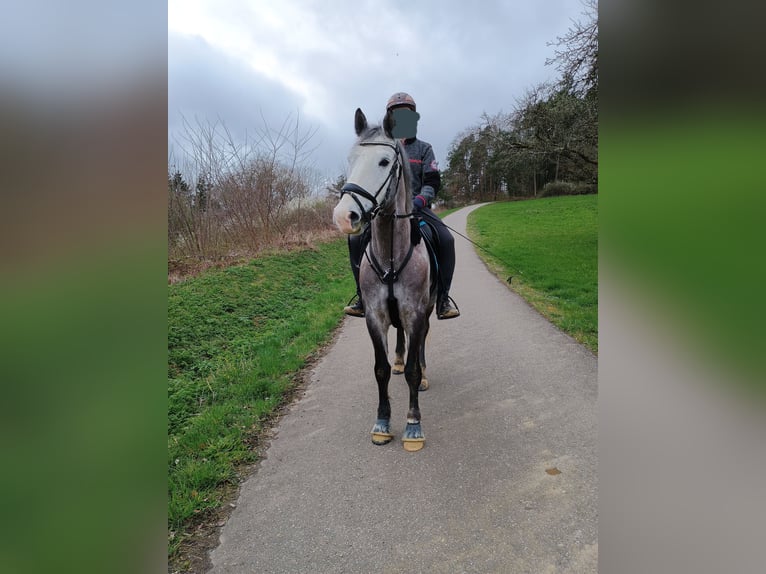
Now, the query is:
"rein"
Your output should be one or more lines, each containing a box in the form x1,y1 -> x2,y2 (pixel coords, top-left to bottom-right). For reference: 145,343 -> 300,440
364,214 -> 419,285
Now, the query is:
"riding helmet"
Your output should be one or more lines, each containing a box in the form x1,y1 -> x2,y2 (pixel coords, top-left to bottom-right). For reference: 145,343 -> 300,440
386,92 -> 416,111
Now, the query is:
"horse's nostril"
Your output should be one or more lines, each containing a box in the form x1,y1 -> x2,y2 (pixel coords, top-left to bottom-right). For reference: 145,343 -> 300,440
348,211 -> 360,224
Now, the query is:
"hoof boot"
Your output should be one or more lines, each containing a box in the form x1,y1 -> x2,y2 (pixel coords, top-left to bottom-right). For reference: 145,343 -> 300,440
371,419 -> 393,445
402,422 -> 425,452
403,439 -> 425,452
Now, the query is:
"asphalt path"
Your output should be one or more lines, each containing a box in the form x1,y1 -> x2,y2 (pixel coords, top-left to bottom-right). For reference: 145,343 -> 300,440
208,203 -> 598,573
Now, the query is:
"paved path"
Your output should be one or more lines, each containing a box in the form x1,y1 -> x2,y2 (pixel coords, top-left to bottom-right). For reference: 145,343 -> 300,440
208,204 -> 598,573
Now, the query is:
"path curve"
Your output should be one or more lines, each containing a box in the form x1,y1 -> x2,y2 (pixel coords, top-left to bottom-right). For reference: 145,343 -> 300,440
208,204 -> 598,573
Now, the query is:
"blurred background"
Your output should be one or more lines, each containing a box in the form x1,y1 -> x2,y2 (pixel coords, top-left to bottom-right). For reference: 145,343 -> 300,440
0,2 -> 167,573
599,1 -> 766,572
0,1 -> 764,572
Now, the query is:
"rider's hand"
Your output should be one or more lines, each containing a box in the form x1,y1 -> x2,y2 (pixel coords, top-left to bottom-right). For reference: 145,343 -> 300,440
413,195 -> 426,211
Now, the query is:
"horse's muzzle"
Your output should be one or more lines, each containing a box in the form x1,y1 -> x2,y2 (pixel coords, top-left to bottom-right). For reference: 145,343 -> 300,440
333,203 -> 363,235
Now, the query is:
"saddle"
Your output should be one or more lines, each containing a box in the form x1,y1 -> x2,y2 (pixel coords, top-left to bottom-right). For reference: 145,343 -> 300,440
417,217 -> 441,297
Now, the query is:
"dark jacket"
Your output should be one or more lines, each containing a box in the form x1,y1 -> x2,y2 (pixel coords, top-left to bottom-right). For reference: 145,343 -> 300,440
401,137 -> 440,205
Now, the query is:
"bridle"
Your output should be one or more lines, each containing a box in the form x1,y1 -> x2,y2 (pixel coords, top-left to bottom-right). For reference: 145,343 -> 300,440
339,141 -> 403,223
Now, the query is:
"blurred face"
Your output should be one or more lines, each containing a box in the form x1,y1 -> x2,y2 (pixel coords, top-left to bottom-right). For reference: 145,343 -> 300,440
389,105 -> 419,139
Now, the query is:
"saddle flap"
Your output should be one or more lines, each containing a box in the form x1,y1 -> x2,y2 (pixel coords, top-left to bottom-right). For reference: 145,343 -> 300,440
418,218 -> 440,293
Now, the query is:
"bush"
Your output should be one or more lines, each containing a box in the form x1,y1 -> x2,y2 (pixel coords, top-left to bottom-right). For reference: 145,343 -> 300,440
574,182 -> 598,195
540,181 -> 577,197
539,180 -> 598,197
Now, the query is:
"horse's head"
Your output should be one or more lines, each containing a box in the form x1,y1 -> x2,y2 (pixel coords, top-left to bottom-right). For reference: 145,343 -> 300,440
333,108 -> 402,235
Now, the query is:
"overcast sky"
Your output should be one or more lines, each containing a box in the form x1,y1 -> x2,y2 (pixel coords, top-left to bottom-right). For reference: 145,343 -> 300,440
168,0 -> 588,183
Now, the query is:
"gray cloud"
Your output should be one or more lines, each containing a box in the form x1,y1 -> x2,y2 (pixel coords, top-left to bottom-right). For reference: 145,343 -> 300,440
168,33 -> 305,153
168,0 -> 587,180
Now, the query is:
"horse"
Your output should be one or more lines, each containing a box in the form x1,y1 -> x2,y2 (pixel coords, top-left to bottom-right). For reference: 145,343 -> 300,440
333,108 -> 437,452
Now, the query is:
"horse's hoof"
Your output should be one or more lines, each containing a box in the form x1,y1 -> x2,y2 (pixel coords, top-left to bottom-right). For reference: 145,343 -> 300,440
418,378 -> 429,391
371,419 -> 393,445
392,361 -> 404,375
403,439 -> 425,452
402,422 -> 425,452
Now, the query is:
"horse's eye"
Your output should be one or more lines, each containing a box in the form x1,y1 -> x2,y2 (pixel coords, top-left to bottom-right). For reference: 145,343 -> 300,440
379,158 -> 390,167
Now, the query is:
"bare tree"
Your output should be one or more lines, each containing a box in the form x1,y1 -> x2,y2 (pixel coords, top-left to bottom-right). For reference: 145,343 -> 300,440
169,111 -> 321,258
546,0 -> 598,97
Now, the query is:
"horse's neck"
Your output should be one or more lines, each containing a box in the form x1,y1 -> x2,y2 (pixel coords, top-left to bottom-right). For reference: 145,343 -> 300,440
369,180 -> 411,264
370,215 -> 409,263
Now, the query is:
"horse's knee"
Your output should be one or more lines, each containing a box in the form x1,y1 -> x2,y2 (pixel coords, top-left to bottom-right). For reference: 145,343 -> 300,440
404,364 -> 421,386
375,363 -> 391,382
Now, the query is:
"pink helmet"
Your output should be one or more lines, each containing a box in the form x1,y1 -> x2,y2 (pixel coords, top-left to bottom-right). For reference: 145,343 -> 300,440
386,92 -> 416,111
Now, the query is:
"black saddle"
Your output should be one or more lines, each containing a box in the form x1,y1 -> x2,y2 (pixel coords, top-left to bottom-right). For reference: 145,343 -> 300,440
417,217 -> 440,296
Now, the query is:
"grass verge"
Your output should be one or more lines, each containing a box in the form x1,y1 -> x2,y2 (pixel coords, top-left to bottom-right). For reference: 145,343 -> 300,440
466,195 -> 598,353
168,239 -> 353,559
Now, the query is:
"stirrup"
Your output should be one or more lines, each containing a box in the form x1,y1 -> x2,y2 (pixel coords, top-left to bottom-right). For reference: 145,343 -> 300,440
437,295 -> 460,320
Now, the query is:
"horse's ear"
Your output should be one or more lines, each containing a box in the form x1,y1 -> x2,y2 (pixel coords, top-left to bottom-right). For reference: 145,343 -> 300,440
383,108 -> 394,138
355,108 -> 368,136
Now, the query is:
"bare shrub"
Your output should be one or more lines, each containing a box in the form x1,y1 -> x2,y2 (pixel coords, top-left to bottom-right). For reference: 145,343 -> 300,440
168,112 -> 335,276
168,170 -> 230,260
277,198 -> 339,249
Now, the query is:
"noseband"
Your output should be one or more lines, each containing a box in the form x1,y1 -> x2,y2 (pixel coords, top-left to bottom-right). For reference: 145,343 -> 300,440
340,141 -> 402,222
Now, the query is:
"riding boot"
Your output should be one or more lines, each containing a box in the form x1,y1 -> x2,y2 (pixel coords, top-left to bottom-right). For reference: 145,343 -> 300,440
345,232 -> 367,318
344,292 -> 365,318
436,292 -> 460,320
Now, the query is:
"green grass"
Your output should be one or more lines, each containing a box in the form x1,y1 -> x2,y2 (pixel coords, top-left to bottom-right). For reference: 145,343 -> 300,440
168,201 -> 598,557
168,239 -> 353,555
600,113 -> 765,391
2,241 -> 166,574
467,195 -> 598,352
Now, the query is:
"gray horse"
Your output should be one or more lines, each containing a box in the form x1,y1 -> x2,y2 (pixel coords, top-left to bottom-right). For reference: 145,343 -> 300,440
333,108 -> 436,452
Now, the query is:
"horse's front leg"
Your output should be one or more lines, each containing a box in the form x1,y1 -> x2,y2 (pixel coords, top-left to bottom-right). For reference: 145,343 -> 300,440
392,328 -> 405,375
368,324 -> 393,445
418,318 -> 430,391
402,322 -> 426,452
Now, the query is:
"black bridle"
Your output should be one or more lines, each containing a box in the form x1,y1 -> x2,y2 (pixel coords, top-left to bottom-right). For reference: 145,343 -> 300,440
339,139 -> 421,329
339,141 -> 403,223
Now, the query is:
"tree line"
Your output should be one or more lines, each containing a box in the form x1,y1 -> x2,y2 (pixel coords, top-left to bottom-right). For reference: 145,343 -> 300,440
441,0 -> 597,204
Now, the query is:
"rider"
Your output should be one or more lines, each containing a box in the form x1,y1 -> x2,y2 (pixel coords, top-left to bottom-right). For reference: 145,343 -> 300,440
344,91 -> 460,320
